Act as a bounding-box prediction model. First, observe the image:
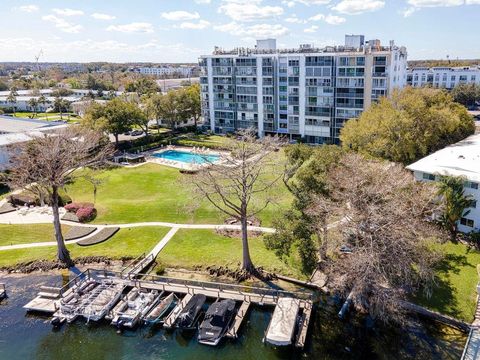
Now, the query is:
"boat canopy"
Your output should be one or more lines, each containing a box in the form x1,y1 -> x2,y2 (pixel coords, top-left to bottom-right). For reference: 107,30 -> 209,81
265,297 -> 300,346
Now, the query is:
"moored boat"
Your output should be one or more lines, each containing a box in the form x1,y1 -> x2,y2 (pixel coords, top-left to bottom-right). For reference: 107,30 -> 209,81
198,299 -> 236,346
174,294 -> 206,329
144,293 -> 176,325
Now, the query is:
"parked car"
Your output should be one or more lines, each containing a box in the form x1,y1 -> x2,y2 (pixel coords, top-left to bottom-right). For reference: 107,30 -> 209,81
130,130 -> 143,136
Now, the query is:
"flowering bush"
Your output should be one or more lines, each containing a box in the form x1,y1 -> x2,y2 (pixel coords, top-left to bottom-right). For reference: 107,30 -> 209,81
65,202 -> 94,213
75,207 -> 97,223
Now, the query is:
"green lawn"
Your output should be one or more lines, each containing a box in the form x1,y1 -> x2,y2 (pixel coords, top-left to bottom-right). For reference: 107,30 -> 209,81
13,112 -> 79,123
0,224 -> 71,246
0,226 -> 170,267
66,162 -> 291,226
158,229 -> 304,278
414,241 -> 480,322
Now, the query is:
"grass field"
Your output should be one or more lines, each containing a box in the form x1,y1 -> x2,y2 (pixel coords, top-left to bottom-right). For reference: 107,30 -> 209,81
0,226 -> 303,279
66,162 -> 291,226
0,226 -> 170,267
12,112 -> 79,123
0,224 -> 71,247
158,229 -> 304,278
413,241 -> 480,322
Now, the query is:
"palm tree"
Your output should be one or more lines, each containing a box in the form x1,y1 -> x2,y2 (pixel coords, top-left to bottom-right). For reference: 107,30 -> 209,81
437,176 -> 476,242
28,98 -> 39,117
6,88 -> 18,115
38,94 -> 50,120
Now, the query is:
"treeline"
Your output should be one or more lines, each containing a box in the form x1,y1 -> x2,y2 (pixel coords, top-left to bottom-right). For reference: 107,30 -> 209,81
408,59 -> 480,68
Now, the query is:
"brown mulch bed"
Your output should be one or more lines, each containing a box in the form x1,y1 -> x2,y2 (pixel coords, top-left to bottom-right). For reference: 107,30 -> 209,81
76,227 -> 120,246
62,212 -> 79,222
0,202 -> 16,215
65,226 -> 97,241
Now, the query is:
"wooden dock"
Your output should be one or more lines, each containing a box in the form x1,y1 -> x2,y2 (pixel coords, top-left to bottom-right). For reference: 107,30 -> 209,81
163,293 -> 193,328
295,300 -> 313,348
24,286 -> 61,313
225,301 -> 251,338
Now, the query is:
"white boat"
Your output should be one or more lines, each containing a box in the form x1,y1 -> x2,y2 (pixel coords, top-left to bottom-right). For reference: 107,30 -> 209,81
264,297 -> 300,346
111,288 -> 158,328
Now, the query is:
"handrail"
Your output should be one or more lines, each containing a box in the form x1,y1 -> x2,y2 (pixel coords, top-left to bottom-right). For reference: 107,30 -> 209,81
86,268 -> 313,301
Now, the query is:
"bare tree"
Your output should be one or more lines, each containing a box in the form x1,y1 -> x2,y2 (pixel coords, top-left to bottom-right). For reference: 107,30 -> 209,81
189,130 -> 284,273
8,127 -> 112,266
307,153 -> 444,323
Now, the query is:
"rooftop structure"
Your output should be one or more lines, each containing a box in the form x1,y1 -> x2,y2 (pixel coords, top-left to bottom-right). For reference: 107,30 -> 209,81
406,133 -> 480,232
200,35 -> 407,144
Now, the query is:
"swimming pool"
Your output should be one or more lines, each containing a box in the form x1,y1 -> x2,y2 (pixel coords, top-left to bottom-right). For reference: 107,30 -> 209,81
152,150 -> 220,164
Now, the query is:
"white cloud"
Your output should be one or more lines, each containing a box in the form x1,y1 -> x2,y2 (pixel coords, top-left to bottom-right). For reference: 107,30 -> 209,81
42,15 -> 83,33
309,13 -> 346,24
218,1 -> 284,21
407,0 -> 463,6
161,11 -> 200,21
91,13 -> 116,20
304,25 -> 319,32
214,22 -> 289,38
18,5 -> 39,13
289,0 -> 331,4
285,15 -> 307,23
179,20 -> 210,29
106,22 -> 154,33
195,0 -> 211,3
332,0 -> 384,14
52,8 -> 84,16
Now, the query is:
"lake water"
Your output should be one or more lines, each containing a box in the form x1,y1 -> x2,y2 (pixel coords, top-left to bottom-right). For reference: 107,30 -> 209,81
0,273 -> 466,360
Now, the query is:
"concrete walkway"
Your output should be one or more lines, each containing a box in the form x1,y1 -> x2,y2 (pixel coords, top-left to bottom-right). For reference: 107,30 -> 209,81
0,220 -> 275,251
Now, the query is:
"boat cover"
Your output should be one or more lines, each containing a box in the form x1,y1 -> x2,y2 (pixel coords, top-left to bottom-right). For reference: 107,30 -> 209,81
265,297 -> 300,346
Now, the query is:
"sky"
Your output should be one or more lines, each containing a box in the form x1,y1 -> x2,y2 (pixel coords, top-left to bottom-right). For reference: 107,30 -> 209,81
1,0 -> 480,63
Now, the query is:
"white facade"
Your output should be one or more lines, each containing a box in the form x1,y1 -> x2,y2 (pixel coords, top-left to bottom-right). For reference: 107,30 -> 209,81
135,67 -> 193,77
406,133 -> 480,233
0,89 -> 121,112
407,66 -> 480,89
199,36 -> 407,144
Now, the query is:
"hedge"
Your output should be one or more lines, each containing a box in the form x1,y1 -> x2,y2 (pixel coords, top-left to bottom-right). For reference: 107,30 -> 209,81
76,227 -> 120,246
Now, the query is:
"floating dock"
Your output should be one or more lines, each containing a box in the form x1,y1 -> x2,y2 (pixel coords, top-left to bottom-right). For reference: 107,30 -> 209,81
225,301 -> 251,338
23,286 -> 61,313
163,293 -> 193,328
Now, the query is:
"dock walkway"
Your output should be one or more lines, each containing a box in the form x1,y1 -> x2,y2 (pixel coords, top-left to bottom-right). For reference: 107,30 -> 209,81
225,301 -> 251,338
462,292 -> 480,360
163,293 -> 193,328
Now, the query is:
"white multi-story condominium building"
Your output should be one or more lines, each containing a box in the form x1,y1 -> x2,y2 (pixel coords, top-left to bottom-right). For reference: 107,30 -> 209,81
199,35 -> 407,144
406,133 -> 480,233
407,66 -> 480,89
134,66 -> 193,78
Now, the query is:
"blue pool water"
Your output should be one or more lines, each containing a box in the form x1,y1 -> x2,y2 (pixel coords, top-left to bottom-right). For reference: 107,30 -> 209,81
153,150 -> 219,164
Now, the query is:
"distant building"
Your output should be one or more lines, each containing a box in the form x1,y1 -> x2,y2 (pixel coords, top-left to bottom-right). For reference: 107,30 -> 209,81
0,89 -> 121,112
133,66 -> 194,78
0,115 -> 67,170
199,35 -> 407,144
406,133 -> 480,233
407,66 -> 480,89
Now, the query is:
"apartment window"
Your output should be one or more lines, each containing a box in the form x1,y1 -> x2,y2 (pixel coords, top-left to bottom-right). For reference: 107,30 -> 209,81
451,75 -> 456,81
472,76 -> 476,81
422,173 -> 435,181
460,218 -> 475,228
471,201 -> 477,209
465,181 -> 479,190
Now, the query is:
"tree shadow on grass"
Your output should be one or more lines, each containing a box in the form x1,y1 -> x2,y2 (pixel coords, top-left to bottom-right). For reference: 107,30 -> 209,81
412,253 -> 472,318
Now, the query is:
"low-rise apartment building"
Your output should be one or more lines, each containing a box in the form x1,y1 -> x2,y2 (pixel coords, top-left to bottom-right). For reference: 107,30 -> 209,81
199,35 -> 407,144
406,133 -> 480,233
407,66 -> 480,89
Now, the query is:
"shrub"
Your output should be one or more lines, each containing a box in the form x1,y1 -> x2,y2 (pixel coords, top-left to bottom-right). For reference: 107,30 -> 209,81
155,262 -> 165,275
76,207 -> 97,223
65,202 -> 94,213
